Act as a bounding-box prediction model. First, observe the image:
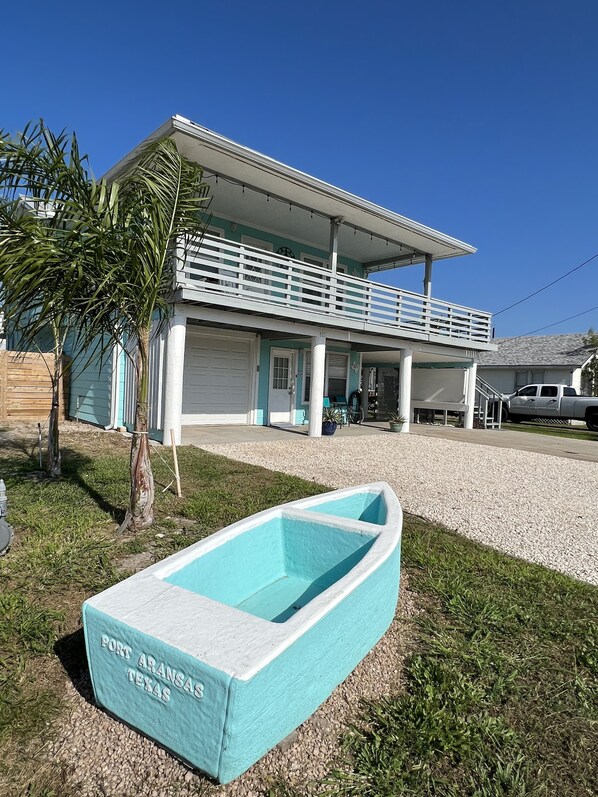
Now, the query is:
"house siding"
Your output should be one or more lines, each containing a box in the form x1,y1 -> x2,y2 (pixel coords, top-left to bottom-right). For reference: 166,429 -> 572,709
257,340 -> 360,426
208,215 -> 365,278
68,346 -> 112,427
479,366 -> 579,394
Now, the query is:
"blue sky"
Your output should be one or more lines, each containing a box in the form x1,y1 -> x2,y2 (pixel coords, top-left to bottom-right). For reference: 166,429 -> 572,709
4,0 -> 598,338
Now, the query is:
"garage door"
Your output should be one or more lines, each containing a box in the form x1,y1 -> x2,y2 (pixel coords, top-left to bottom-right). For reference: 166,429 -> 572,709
182,332 -> 253,425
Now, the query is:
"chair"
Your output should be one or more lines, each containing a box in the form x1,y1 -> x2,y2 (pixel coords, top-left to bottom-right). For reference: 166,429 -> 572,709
329,395 -> 349,426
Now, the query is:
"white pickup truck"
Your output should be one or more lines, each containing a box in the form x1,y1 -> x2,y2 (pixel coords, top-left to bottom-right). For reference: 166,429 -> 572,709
504,384 -> 598,430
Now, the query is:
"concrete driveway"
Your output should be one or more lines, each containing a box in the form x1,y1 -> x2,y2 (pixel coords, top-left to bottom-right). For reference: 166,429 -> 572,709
183,422 -> 598,464
198,427 -> 598,586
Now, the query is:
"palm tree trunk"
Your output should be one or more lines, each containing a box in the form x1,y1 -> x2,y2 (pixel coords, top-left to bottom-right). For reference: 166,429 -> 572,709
46,321 -> 62,478
127,326 -> 155,530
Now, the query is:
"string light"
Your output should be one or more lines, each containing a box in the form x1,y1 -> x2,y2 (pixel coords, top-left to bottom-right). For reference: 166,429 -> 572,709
201,170 -> 420,256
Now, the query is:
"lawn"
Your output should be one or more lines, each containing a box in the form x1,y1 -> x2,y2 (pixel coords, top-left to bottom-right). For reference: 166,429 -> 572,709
503,420 -> 598,442
0,429 -> 596,797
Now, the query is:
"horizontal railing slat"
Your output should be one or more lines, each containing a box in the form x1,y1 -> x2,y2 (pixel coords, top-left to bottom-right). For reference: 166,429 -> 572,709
179,234 -> 492,342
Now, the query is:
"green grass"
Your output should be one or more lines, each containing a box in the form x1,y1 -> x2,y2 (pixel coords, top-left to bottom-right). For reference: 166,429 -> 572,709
0,430 -> 596,797
322,520 -> 598,797
504,420 -> 598,442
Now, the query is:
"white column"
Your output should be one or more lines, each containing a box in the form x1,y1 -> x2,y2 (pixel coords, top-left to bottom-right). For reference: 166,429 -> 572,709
162,313 -> 187,445
398,348 -> 413,433
464,361 -> 477,430
423,254 -> 433,298
308,334 -> 326,438
328,217 -> 342,311
362,366 -> 371,420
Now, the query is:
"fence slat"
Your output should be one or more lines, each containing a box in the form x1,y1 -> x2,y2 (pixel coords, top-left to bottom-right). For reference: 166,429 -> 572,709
0,352 -> 69,422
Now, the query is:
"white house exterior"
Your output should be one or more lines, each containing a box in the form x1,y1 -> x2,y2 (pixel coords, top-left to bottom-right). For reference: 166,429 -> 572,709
69,116 -> 495,442
477,333 -> 595,395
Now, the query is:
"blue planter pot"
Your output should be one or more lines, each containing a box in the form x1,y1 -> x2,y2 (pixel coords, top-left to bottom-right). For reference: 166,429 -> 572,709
322,421 -> 337,436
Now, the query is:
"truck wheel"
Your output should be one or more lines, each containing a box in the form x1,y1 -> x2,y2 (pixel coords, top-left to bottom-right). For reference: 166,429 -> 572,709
586,412 -> 598,432
500,404 -> 509,423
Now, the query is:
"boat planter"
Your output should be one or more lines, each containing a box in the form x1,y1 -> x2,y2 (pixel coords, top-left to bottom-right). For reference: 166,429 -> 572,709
82,483 -> 402,784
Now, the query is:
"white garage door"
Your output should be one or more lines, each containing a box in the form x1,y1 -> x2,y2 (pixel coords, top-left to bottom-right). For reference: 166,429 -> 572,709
182,332 -> 253,425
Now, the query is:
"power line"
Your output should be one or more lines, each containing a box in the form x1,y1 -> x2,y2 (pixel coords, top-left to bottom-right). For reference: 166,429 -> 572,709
493,251 -> 598,316
518,305 -> 598,337
497,304 -> 598,343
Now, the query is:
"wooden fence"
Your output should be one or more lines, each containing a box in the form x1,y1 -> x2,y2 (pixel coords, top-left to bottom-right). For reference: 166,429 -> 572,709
0,351 -> 69,423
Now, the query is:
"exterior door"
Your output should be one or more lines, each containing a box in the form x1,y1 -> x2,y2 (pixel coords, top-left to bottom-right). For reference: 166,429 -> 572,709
268,349 -> 296,425
241,235 -> 273,296
533,384 -> 560,417
509,385 -> 538,416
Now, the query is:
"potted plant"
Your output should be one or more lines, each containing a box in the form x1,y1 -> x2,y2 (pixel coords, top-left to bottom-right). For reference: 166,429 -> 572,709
322,406 -> 343,436
388,411 -> 406,432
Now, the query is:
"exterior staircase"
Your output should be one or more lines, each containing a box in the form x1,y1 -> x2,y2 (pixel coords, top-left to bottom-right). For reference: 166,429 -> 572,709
474,375 -> 503,429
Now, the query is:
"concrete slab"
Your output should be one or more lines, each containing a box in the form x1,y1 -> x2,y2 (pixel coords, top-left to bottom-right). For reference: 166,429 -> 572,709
183,422 -> 598,464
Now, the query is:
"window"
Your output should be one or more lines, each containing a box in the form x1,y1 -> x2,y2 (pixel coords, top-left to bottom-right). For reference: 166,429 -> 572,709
564,387 -> 577,396
518,386 -> 538,397
301,254 -> 328,306
540,386 -> 558,397
272,356 -> 289,390
531,370 -> 545,383
515,371 -> 529,390
303,351 -> 349,402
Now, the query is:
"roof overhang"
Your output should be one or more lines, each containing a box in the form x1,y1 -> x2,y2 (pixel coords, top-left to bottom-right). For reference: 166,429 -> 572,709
104,116 -> 477,270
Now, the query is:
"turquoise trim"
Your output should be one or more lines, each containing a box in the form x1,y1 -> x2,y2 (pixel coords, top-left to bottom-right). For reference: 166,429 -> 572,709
258,341 -> 360,426
210,215 -> 365,278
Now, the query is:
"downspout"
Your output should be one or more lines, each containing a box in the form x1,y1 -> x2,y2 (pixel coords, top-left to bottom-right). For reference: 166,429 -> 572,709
104,343 -> 122,430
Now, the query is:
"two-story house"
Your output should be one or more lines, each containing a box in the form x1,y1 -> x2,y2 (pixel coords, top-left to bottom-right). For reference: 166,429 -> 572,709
69,116 -> 495,442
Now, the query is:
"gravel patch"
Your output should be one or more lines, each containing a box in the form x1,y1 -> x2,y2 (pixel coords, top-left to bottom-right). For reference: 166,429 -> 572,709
202,434 -> 598,586
49,579 -> 418,797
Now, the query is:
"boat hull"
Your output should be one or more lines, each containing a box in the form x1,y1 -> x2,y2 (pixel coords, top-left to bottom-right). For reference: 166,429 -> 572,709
82,483 -> 402,783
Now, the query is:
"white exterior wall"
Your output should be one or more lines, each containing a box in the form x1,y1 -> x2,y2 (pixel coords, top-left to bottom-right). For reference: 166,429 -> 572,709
411,368 -> 466,403
480,367 -> 580,394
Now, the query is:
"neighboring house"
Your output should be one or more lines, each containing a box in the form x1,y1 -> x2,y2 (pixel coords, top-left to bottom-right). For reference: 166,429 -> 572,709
68,115 -> 495,441
477,333 -> 596,395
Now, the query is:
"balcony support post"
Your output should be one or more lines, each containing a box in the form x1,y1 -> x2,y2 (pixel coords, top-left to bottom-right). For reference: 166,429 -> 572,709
464,361 -> 477,430
328,217 -> 342,311
398,348 -> 412,433
362,365 -> 371,420
308,334 -> 326,437
162,311 -> 187,445
424,254 -> 433,297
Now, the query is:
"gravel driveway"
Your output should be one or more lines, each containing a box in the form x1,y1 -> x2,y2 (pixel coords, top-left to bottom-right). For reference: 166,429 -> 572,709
202,433 -> 598,586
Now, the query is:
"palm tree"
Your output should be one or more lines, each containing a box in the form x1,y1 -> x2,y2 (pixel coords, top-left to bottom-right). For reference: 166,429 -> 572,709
86,138 -> 211,529
0,122 -> 211,528
0,123 -> 100,476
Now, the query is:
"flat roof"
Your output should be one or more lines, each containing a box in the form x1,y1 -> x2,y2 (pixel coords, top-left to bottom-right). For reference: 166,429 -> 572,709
104,115 -> 477,268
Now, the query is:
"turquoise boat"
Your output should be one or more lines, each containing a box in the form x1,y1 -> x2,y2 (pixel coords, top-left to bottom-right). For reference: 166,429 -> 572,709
83,482 -> 402,783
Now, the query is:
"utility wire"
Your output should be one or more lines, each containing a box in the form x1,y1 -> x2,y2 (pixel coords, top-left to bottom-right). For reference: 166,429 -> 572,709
496,304 -> 598,343
515,305 -> 598,338
493,251 -> 598,316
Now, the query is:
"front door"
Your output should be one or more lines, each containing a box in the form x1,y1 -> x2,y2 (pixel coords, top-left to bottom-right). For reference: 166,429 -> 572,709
268,349 -> 296,425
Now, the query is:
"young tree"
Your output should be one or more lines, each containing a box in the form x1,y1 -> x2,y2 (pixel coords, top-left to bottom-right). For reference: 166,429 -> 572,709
581,328 -> 598,396
84,139 -> 211,530
0,124 -> 99,476
0,123 -> 210,528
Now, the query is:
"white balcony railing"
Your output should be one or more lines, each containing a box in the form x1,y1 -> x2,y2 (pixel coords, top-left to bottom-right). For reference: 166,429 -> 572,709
178,234 -> 492,344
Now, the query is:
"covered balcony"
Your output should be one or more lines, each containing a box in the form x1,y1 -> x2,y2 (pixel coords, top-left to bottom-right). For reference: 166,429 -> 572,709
176,234 -> 492,346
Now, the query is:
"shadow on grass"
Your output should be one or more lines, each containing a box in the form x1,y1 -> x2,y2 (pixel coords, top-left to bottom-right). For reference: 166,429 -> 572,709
61,450 -> 126,526
54,628 -> 95,703
0,440 -> 126,526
